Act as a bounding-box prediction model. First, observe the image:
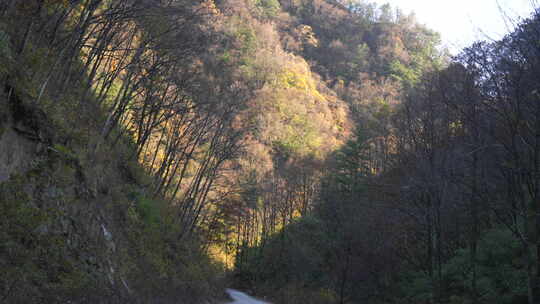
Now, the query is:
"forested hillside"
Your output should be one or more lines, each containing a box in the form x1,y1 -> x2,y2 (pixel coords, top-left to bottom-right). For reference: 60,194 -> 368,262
0,0 -> 538,303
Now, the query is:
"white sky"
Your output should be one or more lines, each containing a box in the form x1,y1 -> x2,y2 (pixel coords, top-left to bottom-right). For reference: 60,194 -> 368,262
380,0 -> 537,54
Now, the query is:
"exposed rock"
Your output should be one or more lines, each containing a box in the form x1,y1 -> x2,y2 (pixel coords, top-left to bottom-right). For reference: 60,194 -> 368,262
0,127 -> 37,182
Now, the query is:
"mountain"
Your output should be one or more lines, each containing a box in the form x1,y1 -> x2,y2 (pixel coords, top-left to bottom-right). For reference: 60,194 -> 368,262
0,0 -> 440,302
3,0 -> 536,303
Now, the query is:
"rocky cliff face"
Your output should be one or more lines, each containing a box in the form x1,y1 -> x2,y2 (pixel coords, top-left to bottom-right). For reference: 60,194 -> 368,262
0,87 -> 131,302
0,125 -> 36,182
0,86 -> 223,303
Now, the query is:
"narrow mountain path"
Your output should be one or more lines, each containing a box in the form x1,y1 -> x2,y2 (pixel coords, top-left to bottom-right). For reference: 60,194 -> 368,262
225,289 -> 270,304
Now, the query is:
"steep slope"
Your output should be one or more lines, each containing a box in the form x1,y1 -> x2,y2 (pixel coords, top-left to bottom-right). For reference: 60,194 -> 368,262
0,1 -> 232,302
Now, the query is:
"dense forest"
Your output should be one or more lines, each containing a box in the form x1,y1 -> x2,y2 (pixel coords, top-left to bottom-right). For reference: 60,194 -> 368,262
0,0 -> 538,303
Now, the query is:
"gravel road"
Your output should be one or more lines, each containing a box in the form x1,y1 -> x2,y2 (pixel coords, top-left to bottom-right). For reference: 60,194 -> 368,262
225,289 -> 269,304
